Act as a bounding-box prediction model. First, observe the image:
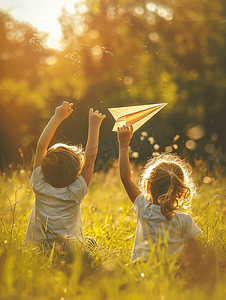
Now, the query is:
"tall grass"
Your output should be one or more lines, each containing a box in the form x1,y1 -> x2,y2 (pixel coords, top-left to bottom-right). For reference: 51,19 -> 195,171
0,161 -> 225,300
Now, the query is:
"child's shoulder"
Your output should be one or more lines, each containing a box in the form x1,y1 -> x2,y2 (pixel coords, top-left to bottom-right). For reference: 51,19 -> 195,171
70,174 -> 87,190
174,210 -> 195,224
174,210 -> 191,219
31,165 -> 44,183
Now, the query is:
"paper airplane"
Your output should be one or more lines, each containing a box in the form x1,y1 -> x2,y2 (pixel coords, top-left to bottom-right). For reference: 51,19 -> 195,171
108,103 -> 167,132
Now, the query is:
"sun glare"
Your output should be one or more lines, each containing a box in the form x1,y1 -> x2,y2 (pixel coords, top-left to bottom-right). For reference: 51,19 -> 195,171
2,0 -> 86,50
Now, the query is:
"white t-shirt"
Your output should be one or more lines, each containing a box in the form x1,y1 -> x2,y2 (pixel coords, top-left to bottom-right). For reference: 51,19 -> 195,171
131,194 -> 202,261
25,166 -> 88,248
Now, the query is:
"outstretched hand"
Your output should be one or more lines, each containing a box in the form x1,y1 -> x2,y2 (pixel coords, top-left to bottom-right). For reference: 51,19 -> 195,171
117,125 -> 133,148
55,101 -> 74,121
89,108 -> 106,128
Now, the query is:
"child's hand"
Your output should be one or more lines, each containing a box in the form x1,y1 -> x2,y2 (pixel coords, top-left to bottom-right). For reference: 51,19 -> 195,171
89,108 -> 106,128
55,101 -> 74,121
118,125 -> 133,148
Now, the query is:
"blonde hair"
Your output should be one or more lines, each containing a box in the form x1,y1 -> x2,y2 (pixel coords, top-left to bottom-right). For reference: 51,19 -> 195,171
41,143 -> 84,188
139,153 -> 196,221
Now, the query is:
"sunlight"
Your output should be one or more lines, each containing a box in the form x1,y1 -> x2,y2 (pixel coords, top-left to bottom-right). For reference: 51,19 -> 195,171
1,0 -> 86,50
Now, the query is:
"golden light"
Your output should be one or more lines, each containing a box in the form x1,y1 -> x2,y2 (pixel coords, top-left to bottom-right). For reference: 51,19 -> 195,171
146,2 -> 157,12
148,137 -> 155,144
165,146 -> 173,152
187,125 -> 205,140
124,76 -> 133,85
185,140 -> 196,151
2,0 -> 87,50
154,144 -> 160,150
152,151 -> 160,157
141,132 -> 148,137
132,152 -> 139,158
173,134 -> 180,141
203,176 -> 212,184
134,6 -> 144,16
91,46 -> 103,61
149,32 -> 159,43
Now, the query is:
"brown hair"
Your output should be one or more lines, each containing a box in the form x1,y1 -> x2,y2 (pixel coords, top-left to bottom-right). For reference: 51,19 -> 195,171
41,143 -> 84,188
140,153 -> 196,221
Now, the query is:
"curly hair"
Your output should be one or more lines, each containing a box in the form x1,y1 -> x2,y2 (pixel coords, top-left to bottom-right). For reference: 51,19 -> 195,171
139,153 -> 196,221
41,143 -> 84,188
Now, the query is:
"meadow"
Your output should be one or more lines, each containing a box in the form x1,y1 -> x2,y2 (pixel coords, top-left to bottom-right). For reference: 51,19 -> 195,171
0,159 -> 225,300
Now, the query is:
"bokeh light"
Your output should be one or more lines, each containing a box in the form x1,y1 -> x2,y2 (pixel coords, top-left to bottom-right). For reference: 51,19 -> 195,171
210,133 -> 218,141
204,144 -> 218,155
154,144 -> 160,150
91,46 -> 103,61
87,30 -> 100,39
146,2 -> 157,12
148,137 -> 155,144
124,76 -> 133,85
165,146 -> 173,152
173,135 -> 180,141
187,125 -> 205,140
134,6 -> 144,16
132,152 -> 139,158
152,151 -> 160,157
203,176 -> 212,184
147,13 -> 156,25
185,140 -> 196,151
149,32 -> 159,43
141,132 -> 148,137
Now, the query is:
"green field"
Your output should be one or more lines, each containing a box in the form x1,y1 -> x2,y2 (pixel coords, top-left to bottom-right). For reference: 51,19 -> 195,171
0,161 -> 225,300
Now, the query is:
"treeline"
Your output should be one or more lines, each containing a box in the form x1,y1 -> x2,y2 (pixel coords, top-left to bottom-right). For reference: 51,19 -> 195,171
0,0 -> 226,168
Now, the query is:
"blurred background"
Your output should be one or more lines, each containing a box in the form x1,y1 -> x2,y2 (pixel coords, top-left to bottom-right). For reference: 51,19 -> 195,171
0,0 -> 226,170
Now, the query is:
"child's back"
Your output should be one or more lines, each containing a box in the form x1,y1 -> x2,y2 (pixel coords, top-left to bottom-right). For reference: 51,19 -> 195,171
25,102 -> 105,249
26,164 -> 87,248
131,195 -> 201,261
117,125 -> 201,262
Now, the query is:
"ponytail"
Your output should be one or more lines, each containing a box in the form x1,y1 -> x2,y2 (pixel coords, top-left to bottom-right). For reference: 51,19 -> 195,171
140,153 -> 195,221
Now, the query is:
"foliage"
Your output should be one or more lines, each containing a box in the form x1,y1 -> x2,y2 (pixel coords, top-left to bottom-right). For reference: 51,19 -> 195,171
0,162 -> 225,299
0,0 -> 226,165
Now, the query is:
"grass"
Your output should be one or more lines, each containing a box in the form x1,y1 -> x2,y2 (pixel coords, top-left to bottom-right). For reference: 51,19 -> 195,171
0,160 -> 226,300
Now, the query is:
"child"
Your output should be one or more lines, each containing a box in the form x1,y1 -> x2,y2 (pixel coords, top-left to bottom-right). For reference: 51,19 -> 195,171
25,101 -> 106,250
118,125 -> 201,263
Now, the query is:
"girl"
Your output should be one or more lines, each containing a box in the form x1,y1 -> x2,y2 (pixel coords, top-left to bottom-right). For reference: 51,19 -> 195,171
25,101 -> 105,250
118,125 -> 201,263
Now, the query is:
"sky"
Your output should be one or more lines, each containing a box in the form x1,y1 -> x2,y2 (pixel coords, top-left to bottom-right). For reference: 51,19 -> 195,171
1,0 -> 84,49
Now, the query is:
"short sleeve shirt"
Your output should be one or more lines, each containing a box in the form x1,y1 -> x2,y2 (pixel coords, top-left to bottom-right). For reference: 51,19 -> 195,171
25,166 -> 88,248
131,194 -> 201,261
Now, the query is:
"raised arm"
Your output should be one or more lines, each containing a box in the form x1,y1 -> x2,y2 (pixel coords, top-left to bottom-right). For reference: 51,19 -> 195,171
33,101 -> 74,170
118,126 -> 141,203
81,109 -> 106,186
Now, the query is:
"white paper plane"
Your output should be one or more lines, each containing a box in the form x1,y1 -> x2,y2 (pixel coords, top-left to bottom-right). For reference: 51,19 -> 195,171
108,103 -> 167,132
